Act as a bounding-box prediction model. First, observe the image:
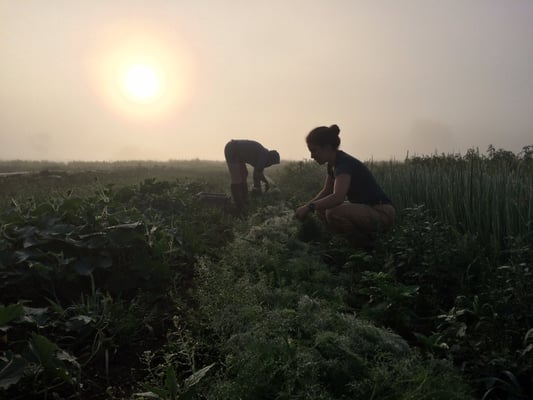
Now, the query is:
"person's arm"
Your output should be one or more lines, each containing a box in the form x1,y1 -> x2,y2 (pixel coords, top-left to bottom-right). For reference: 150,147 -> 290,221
309,174 -> 334,202
253,168 -> 266,190
312,174 -> 349,209
294,174 -> 350,219
294,174 -> 334,219
262,173 -> 270,192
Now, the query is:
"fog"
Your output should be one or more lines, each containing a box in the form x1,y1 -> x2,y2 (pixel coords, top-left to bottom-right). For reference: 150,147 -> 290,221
1,0 -> 532,162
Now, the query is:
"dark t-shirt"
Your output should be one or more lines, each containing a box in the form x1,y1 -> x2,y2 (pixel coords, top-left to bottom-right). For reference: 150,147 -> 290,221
226,140 -> 270,170
327,150 -> 391,204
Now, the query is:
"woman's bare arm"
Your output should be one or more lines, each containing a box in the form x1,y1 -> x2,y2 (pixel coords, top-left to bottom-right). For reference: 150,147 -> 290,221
309,174 -> 334,201
310,173 -> 350,210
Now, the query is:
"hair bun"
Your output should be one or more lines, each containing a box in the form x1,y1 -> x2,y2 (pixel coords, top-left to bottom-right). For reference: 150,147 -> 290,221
329,124 -> 340,135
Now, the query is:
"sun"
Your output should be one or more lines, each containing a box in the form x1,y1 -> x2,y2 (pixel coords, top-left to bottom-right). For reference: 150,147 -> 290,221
89,23 -> 196,118
122,64 -> 162,103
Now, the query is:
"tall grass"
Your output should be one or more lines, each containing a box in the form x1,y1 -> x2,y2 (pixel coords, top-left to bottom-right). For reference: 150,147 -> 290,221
275,146 -> 531,254
372,146 -> 532,253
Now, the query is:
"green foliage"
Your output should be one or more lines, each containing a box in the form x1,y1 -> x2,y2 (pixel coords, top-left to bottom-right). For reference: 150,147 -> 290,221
0,351 -> 28,390
134,317 -> 215,400
378,205 -> 480,314
136,363 -> 215,400
0,178 -> 230,304
0,177 -> 234,398
0,324 -> 80,395
193,207 -> 474,399
25,333 -> 80,386
1,150 -> 531,399
0,304 -> 25,326
372,146 -> 533,255
436,255 -> 533,393
0,159 -> 229,207
355,355 -> 474,400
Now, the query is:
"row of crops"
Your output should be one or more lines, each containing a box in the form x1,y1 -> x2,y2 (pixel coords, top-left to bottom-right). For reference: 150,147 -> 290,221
1,146 -> 532,399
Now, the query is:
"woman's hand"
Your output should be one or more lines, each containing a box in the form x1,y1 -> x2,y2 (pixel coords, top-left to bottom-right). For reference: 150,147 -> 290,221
294,204 -> 311,220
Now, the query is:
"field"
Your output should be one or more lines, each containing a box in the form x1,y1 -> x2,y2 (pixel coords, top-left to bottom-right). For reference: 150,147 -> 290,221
1,146 -> 532,399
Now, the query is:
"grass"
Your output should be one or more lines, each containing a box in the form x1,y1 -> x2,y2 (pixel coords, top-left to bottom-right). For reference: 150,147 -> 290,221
370,148 -> 532,254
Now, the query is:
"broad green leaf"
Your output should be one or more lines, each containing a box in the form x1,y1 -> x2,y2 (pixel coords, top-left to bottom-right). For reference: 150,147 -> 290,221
165,366 -> 179,400
13,225 -> 37,238
21,306 -> 49,327
27,333 -> 57,367
56,348 -> 80,369
26,333 -> 76,384
75,232 -> 108,249
0,352 -> 28,390
0,304 -> 25,326
66,315 -> 94,332
12,249 -> 41,264
73,255 -> 112,276
183,363 -> 215,389
180,364 -> 216,400
23,234 -> 48,248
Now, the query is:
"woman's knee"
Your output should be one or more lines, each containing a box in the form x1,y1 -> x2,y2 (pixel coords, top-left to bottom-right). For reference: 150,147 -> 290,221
325,204 -> 385,234
324,208 -> 336,225
374,204 -> 396,231
325,209 -> 354,233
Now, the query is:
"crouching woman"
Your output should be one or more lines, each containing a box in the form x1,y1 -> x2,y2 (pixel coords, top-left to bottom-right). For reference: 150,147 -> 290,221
294,124 -> 395,247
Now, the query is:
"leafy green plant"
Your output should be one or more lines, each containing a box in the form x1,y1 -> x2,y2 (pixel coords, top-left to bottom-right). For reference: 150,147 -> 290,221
1,154 -> 531,399
136,363 -> 215,400
357,270 -> 420,331
0,332 -> 80,397
25,333 -> 80,388
193,209 -> 474,399
0,351 -> 28,391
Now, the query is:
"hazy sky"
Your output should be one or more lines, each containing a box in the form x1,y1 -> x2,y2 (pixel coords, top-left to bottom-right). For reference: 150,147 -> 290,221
1,0 -> 532,161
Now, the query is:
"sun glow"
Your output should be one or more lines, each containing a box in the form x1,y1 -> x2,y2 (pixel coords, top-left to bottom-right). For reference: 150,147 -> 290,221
123,64 -> 162,103
88,21 -> 195,119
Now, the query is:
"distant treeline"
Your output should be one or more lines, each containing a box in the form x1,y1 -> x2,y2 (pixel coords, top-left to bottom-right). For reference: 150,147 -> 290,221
1,144 -> 531,173
0,159 -> 227,173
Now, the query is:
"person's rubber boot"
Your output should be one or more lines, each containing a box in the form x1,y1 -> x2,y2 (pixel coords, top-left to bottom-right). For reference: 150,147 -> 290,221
230,183 -> 244,212
240,182 -> 249,205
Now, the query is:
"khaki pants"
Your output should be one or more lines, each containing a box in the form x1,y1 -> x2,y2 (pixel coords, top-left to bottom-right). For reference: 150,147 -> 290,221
320,202 -> 396,235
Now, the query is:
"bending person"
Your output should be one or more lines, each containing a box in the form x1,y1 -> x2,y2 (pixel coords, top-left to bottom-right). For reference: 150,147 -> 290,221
224,139 -> 280,210
294,124 -> 395,248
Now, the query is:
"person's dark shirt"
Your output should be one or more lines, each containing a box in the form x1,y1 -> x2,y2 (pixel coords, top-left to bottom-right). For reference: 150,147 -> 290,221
232,140 -> 271,170
327,150 -> 391,204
